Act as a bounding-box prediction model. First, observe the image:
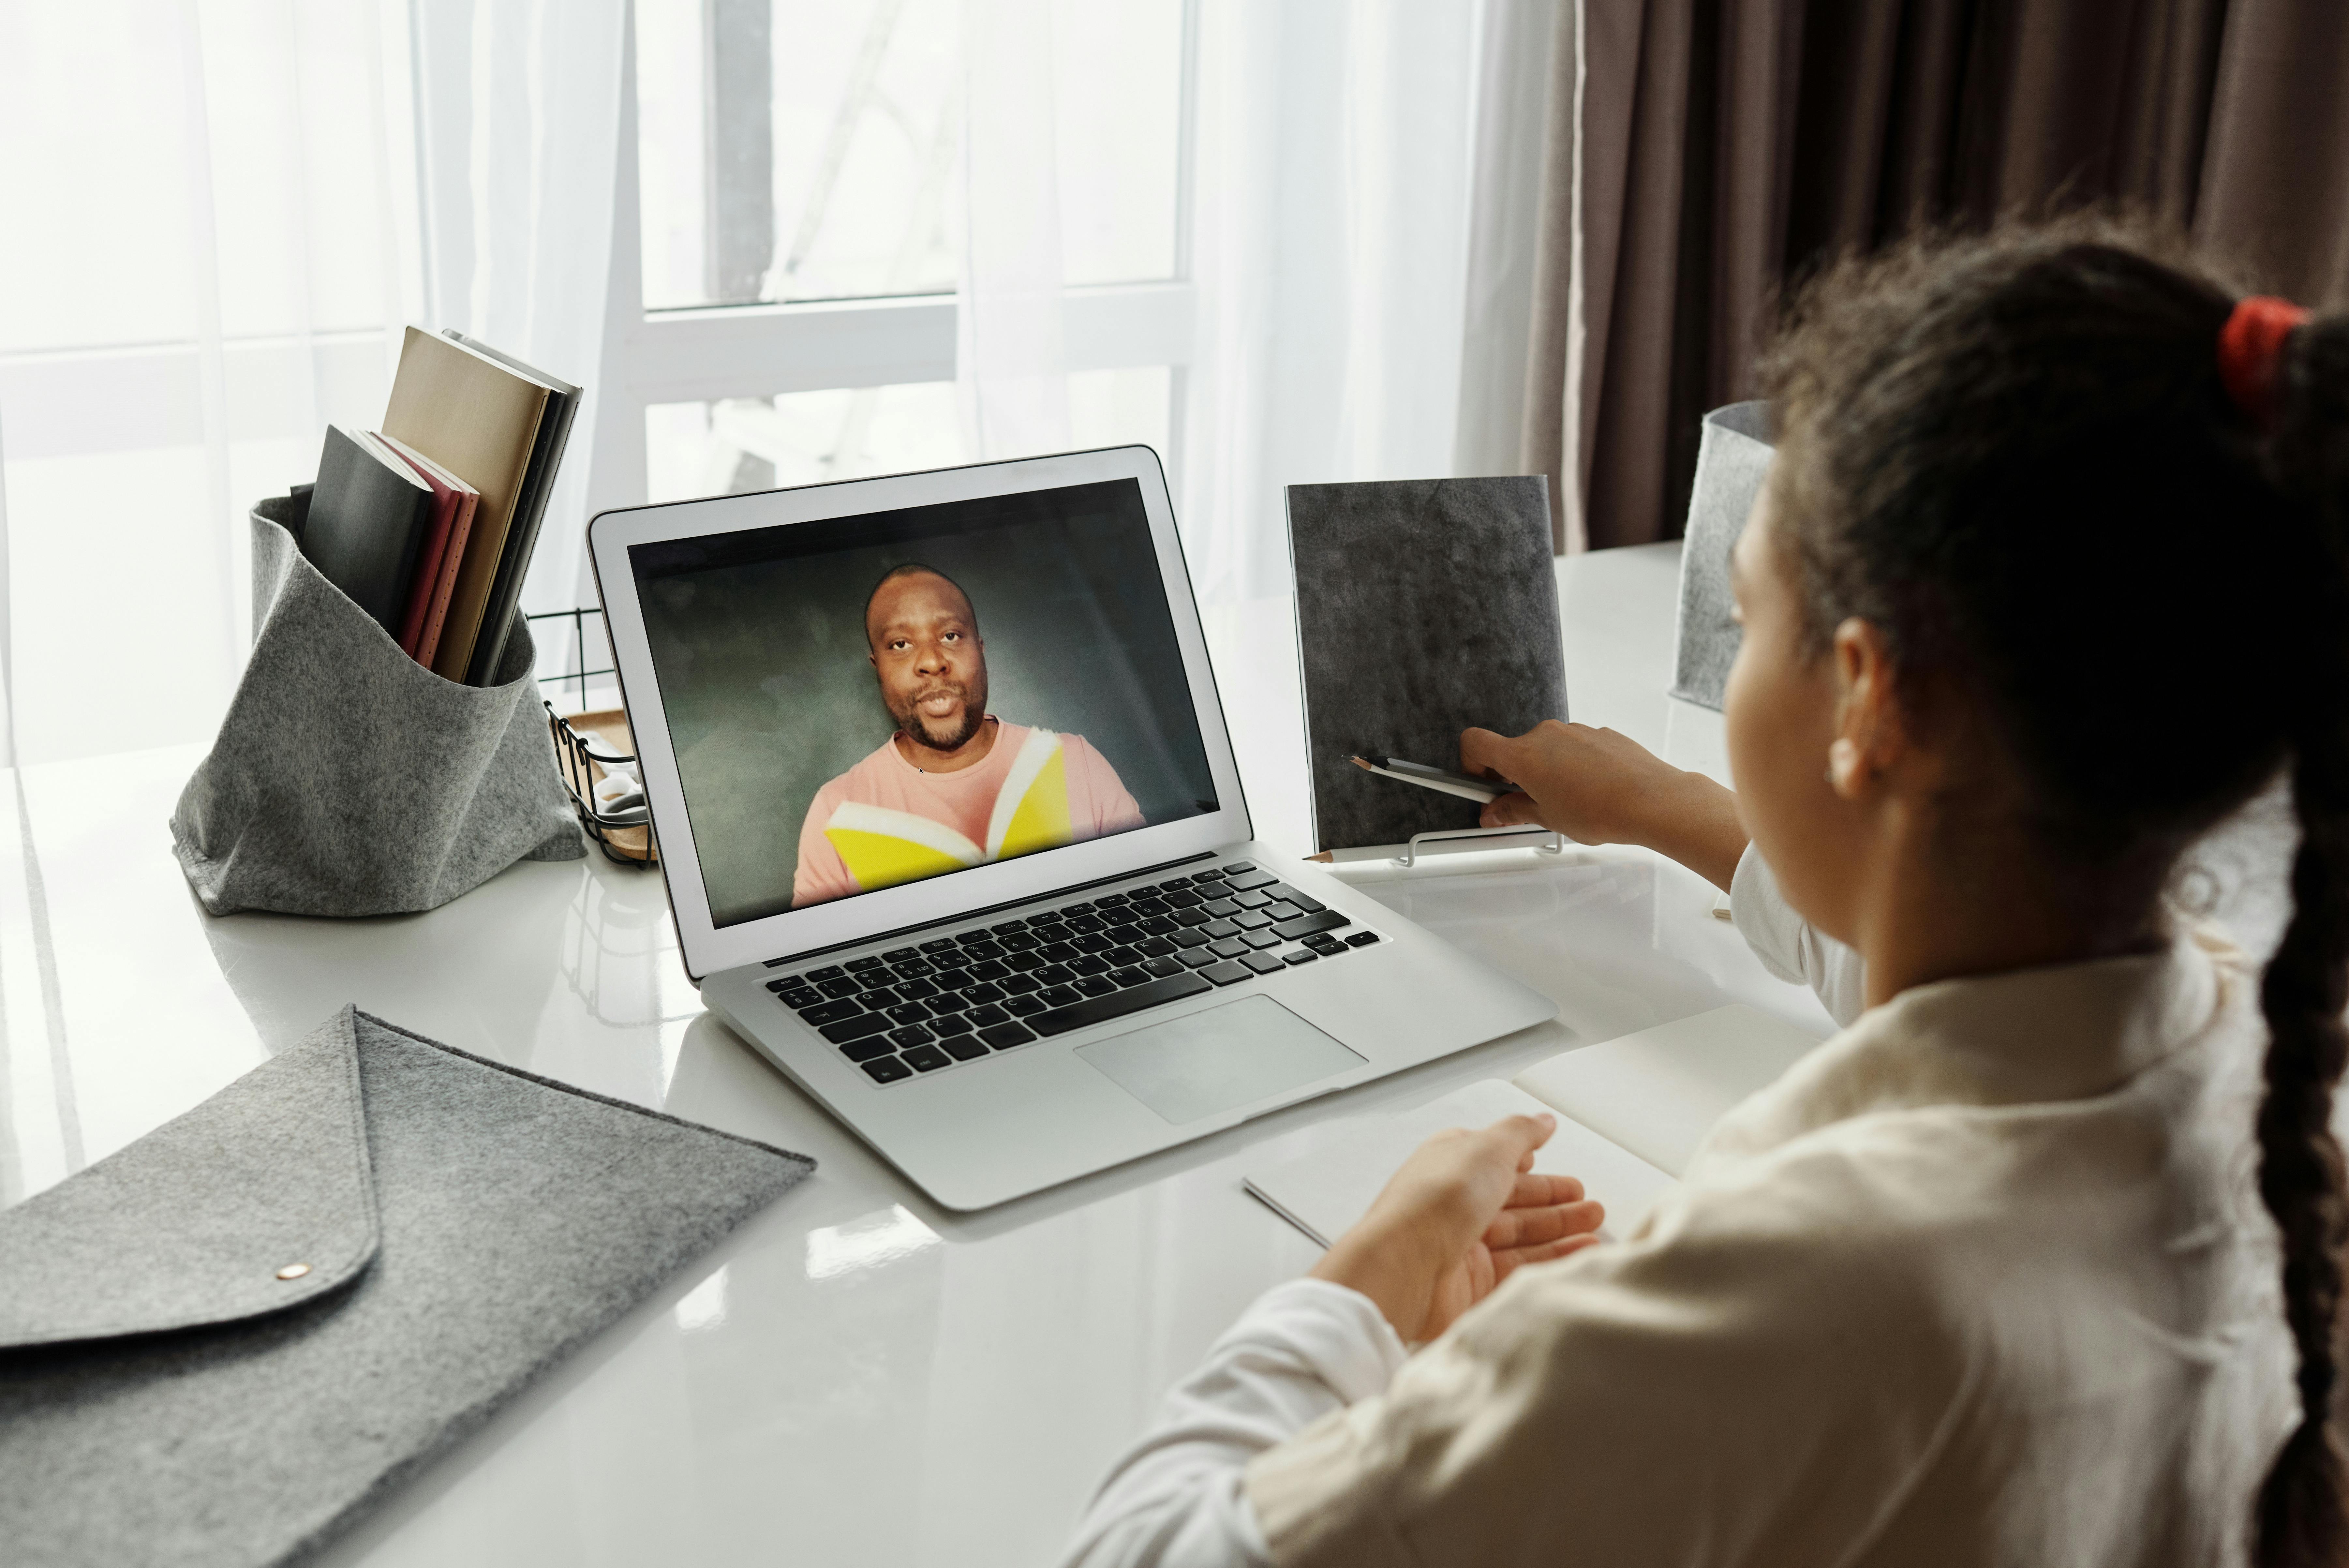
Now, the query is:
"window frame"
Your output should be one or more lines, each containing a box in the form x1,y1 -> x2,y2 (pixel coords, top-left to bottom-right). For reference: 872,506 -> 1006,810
584,2 -> 1201,526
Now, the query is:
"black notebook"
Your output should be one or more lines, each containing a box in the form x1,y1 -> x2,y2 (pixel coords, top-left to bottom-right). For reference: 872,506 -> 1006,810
303,425 -> 438,639
441,332 -> 580,686
1286,477 -> 1568,853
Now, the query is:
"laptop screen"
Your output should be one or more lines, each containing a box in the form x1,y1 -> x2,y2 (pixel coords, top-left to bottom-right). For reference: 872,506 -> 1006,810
628,478 -> 1221,930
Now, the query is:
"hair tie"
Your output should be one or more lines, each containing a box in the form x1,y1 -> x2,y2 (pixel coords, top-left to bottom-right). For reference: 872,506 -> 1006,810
2219,295 -> 2311,428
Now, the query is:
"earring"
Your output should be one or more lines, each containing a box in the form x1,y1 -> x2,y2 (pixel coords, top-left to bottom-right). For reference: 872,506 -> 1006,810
1827,738 -> 1862,792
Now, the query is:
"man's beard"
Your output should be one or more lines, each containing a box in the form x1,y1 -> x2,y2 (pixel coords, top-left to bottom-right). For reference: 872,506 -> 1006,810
895,680 -> 988,752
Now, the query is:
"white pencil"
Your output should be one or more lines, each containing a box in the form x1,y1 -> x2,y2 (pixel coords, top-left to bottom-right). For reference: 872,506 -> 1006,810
1349,755 -> 1506,804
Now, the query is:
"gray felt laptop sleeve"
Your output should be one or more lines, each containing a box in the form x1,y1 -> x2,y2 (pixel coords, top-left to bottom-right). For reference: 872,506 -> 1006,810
170,497 -> 584,919
1670,401 -> 1776,711
0,1007 -> 813,1568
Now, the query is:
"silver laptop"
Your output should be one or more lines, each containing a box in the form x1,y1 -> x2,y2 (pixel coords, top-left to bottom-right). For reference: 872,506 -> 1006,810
589,446 -> 1555,1210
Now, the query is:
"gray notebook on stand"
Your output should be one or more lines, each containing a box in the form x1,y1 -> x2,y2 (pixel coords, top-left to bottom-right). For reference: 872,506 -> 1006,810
1286,477 -> 1568,853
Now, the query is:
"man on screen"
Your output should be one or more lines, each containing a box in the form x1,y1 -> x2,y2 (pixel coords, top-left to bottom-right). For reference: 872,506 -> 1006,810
791,563 -> 1146,907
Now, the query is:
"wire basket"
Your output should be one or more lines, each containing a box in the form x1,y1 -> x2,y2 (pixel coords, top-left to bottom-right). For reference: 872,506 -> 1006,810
546,703 -> 657,867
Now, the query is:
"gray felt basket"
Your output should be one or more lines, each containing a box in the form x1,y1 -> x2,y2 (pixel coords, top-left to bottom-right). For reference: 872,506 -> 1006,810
170,496 -> 583,917
1669,401 -> 1776,711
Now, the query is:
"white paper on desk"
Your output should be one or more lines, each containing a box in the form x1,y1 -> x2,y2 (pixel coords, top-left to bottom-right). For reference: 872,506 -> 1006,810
1244,1079 -> 1676,1249
1242,1005 -> 1828,1250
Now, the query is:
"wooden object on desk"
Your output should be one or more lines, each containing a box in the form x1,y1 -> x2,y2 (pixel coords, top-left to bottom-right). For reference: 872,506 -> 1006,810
556,708 -> 657,864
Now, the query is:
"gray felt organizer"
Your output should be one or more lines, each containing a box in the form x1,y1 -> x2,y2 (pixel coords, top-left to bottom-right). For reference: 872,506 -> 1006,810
1670,401 -> 1775,711
0,1007 -> 814,1568
171,495 -> 583,917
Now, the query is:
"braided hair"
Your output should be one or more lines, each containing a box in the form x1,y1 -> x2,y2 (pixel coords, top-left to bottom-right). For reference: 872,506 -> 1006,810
1758,217 -> 2349,1567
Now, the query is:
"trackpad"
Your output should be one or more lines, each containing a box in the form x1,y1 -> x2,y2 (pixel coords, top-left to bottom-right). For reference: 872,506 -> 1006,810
1076,996 -> 1366,1125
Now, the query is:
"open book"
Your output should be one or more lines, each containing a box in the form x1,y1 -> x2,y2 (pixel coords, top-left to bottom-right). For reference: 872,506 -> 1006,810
1244,1004 -> 1827,1246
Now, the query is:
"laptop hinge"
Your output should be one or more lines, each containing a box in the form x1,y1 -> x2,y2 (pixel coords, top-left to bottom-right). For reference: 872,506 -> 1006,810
760,850 -> 1222,967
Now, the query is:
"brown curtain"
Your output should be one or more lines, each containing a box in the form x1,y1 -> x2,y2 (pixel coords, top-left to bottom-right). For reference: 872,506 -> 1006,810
1521,0 -> 2349,554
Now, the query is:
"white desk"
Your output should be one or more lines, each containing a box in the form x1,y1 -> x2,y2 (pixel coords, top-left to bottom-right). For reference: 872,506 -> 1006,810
0,541 -> 1834,1567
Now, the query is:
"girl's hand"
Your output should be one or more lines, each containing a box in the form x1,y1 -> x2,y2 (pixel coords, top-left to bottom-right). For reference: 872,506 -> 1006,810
1461,721 -> 1749,892
1309,1114 -> 1605,1343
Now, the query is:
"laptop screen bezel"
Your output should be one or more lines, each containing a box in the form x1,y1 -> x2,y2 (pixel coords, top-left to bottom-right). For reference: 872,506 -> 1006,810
588,445 -> 1255,980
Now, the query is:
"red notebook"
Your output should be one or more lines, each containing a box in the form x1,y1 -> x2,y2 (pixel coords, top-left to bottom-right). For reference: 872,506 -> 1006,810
375,432 -> 480,666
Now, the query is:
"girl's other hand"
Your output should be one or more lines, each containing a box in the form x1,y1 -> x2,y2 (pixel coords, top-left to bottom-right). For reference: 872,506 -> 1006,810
1309,1115 -> 1605,1344
1461,721 -> 1749,892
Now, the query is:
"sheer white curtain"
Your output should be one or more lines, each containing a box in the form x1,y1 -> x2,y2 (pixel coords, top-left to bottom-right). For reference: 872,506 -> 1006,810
0,0 -> 623,769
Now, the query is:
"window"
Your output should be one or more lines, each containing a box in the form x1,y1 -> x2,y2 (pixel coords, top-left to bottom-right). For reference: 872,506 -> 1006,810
604,0 -> 1196,515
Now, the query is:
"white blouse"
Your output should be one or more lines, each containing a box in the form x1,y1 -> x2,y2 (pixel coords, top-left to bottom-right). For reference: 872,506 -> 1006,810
1061,850 -> 2295,1568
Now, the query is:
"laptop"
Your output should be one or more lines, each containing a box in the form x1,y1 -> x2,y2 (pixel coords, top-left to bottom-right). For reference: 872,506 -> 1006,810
588,446 -> 1556,1210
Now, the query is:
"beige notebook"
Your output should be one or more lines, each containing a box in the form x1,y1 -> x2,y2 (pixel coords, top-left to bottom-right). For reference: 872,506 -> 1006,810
1243,1004 -> 1827,1248
381,327 -> 550,682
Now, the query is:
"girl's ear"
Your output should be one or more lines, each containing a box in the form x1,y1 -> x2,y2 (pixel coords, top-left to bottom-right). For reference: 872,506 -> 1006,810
1826,617 -> 1902,800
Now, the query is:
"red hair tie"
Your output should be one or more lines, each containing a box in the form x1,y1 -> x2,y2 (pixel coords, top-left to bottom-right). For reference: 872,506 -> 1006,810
2218,295 -> 2310,428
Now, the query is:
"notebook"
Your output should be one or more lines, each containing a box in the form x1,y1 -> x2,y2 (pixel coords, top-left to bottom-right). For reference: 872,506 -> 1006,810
381,327 -> 552,684
1243,1004 -> 1826,1246
439,331 -> 580,686
1285,477 -> 1568,852
301,425 -> 439,639
375,432 -> 479,663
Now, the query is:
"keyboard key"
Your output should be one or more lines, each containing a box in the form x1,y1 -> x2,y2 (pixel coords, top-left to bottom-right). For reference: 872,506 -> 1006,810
1264,902 -> 1304,923
966,1003 -> 1011,1028
1209,937 -> 1249,959
929,991 -> 972,1013
1267,885 -> 1327,914
1178,949 -> 1219,969
941,1032 -> 989,1061
1096,892 -> 1131,907
960,940 -> 1008,962
1346,931 -> 1382,948
1161,890 -> 1204,909
779,988 -> 824,1009
920,938 -> 961,954
981,1021 -> 1038,1050
967,959 -> 1011,981
840,1034 -> 897,1063
1202,899 -> 1240,918
1225,869 -> 1277,891
1201,961 -> 1251,986
1069,955 -> 1111,978
888,1024 -> 936,1049
861,1055 -> 914,1083
855,986 -> 903,1009
901,1043 -> 952,1072
885,1002 -> 933,1025
1195,867 -> 1230,880
933,967 -> 974,991
1000,972 -> 1041,994
1306,936 -> 1347,957
1170,928 -> 1211,949
1233,910 -> 1272,930
932,1013 -> 977,1037
1141,955 -> 1185,978
989,918 -> 1030,934
1036,963 -> 1077,986
1029,909 -> 1066,925
1069,933 -> 1112,955
1241,951 -> 1286,975
1232,889 -> 1272,909
882,947 -> 919,963
1202,919 -> 1240,939
1128,899 -> 1171,919
807,964 -> 847,981
999,933 -> 1042,952
1075,974 -> 1117,997
897,977 -> 941,1000
1274,909 -> 1354,943
895,956 -> 937,977
954,928 -> 995,945
1039,941 -> 1080,963
1030,972 -> 1214,1037
1004,993 -> 1047,1017
1223,861 -> 1258,876
1106,944 -> 1145,968
765,977 -> 796,992
1133,916 -> 1177,936
1156,875 -> 1195,888
848,955 -> 888,973
1108,965 -> 1150,988
1064,901 -> 1097,915
1282,949 -> 1318,966
1170,908 -> 1211,928
1137,935 -> 1179,957
964,981 -> 1007,1004
1038,984 -> 1083,1008
1063,914 -> 1106,934
820,1012 -> 889,1044
1241,929 -> 1283,950
818,977 -> 863,999
1006,949 -> 1049,973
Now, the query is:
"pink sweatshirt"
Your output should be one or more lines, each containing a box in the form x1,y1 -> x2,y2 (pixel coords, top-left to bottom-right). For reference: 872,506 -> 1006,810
792,719 -> 1145,908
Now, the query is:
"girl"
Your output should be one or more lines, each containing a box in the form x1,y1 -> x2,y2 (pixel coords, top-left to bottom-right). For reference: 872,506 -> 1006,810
1059,221 -> 2348,1567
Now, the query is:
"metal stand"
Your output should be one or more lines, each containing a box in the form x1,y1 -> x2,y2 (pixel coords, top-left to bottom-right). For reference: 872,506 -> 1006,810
1394,824 -> 1567,869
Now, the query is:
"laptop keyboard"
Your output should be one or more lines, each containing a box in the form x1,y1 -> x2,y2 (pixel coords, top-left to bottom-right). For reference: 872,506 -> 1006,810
762,861 -> 1383,1086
